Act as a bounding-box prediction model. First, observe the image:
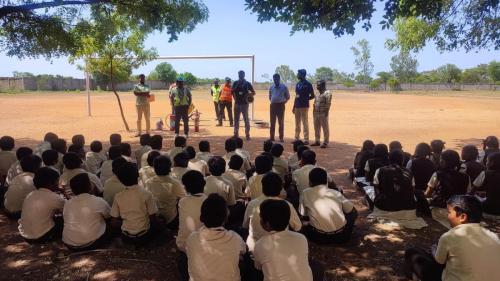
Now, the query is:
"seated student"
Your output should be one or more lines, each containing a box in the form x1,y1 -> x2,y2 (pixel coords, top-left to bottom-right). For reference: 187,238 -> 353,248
71,134 -> 86,154
254,199 -> 315,281
134,134 -> 151,168
0,136 -> 17,183
139,150 -> 160,186
425,150 -> 470,208
204,156 -> 236,206
120,143 -> 135,163
169,136 -> 187,161
460,144 -> 484,183
103,157 -> 128,206
4,155 -> 42,217
145,156 -> 186,230
288,140 -> 304,172
407,143 -> 435,192
109,133 -> 122,146
60,152 -> 102,197
176,170 -> 208,252
99,145 -> 122,186
185,146 -> 209,176
140,135 -> 163,168
404,195 -> 500,281
51,138 -> 67,173
223,138 -> 251,172
246,155 -> 273,200
185,194 -> 246,281
480,135 -> 499,165
42,149 -> 60,173
472,152 -> 500,215
63,173 -> 111,251
18,167 -> 65,243
171,152 -> 192,182
85,141 -> 107,175
430,139 -> 445,170
34,132 -> 58,156
364,143 -> 390,184
292,149 -> 318,196
389,141 -> 412,167
5,147 -> 33,186
243,172 -> 302,251
271,143 -> 288,180
110,162 -> 159,245
263,139 -> 273,153
351,139 -> 375,179
234,136 -> 251,162
68,144 -> 89,171
195,140 -> 213,163
300,168 -> 357,244
222,155 -> 248,200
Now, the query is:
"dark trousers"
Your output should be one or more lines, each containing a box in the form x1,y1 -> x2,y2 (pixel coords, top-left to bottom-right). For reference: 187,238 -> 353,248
214,101 -> 225,120
234,103 -> 250,137
404,247 -> 444,281
218,101 -> 233,125
270,102 -> 285,140
25,216 -> 63,244
302,208 -> 358,244
174,105 -> 189,135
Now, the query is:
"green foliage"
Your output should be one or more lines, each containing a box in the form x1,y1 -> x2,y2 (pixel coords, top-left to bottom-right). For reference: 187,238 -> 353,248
415,71 -> 440,83
180,72 -> 197,86
436,64 -> 462,83
150,62 -> 177,84
12,71 -> 34,77
487,61 -> 500,82
314,67 -> 335,81
390,51 -> 418,82
342,80 -> 355,88
385,17 -> 439,53
274,65 -> 297,83
368,79 -> 382,90
376,71 -> 393,83
461,68 -> 483,84
387,78 -> 401,91
350,39 -> 373,84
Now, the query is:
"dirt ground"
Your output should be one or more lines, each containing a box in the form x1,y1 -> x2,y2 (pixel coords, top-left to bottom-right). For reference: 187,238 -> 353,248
1,89 -> 499,281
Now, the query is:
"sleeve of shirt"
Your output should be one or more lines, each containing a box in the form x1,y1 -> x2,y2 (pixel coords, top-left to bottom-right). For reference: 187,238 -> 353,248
53,193 -> 66,210
338,193 -> 354,213
247,82 -> 254,92
144,190 -> 159,215
242,203 -> 252,228
406,160 -> 413,171
308,83 -> 315,99
237,235 -> 247,255
99,198 -> 111,218
473,171 -> 485,187
428,172 -> 438,189
434,233 -> 449,264
253,242 -> 263,270
373,169 -> 380,186
91,174 -> 103,193
110,199 -> 120,218
268,87 -> 272,101
226,183 -> 236,206
299,192 -> 307,216
365,161 -> 370,174
288,203 -> 302,231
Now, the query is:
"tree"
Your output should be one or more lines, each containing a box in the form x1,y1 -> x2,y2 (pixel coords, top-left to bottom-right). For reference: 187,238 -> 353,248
350,39 -> 373,84
0,0 -> 209,59
314,67 -> 334,81
436,64 -> 462,83
415,71 -> 440,83
390,51 -> 418,82
244,1 -> 499,52
261,73 -> 271,82
151,62 -> 177,85
487,61 -> 500,82
274,65 -> 296,84
376,72 -> 393,83
12,71 -> 34,77
461,68 -> 483,84
181,72 -> 197,87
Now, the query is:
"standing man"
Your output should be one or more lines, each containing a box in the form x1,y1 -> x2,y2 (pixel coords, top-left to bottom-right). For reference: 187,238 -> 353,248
312,80 -> 332,148
268,74 -> 290,142
217,77 -> 233,127
170,76 -> 192,138
232,70 -> 255,140
293,69 -> 315,145
133,74 -> 151,137
210,79 -> 224,122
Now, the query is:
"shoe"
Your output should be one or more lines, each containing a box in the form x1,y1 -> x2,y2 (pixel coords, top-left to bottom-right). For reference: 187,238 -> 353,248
216,124 -> 222,127
229,124 -> 234,127
304,141 -> 309,145
320,143 -> 328,148
311,142 -> 321,146
246,135 -> 251,141
279,138 -> 284,143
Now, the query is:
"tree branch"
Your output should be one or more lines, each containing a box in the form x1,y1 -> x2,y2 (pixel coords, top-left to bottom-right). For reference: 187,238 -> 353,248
0,0 -> 110,18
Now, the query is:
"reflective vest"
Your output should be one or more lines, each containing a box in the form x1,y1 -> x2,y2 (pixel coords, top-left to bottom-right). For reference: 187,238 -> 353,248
219,85 -> 232,102
211,85 -> 221,102
173,87 -> 189,106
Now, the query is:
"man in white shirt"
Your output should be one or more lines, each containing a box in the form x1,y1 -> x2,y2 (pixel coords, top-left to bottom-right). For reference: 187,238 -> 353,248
5,147 -> 32,186
33,132 -> 58,157
140,135 -> 164,168
404,195 -> 500,281
205,156 -> 236,206
134,134 -> 152,168
139,150 -> 161,186
186,146 -> 209,176
60,153 -> 103,198
246,155 -> 274,200
270,143 -> 289,180
4,155 -> 42,217
292,150 -> 334,200
168,136 -> 187,161
195,140 -> 213,163
224,138 -> 251,172
63,173 -> 111,250
171,152 -> 191,182
85,141 -> 107,174
243,172 -> 301,252
99,145 -> 122,186
234,136 -> 252,162
18,167 -> 65,242
186,194 -> 246,281
103,157 -> 128,206
300,168 -> 357,244
222,155 -> 248,200
288,140 -> 305,172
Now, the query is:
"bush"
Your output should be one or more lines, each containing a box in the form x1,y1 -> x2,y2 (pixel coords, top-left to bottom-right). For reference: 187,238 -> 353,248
342,80 -> 354,88
368,79 -> 382,91
387,78 -> 401,91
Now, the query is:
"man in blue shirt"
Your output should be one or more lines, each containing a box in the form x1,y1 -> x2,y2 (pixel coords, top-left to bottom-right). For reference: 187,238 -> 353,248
232,70 -> 255,140
293,69 -> 315,144
268,74 -> 290,142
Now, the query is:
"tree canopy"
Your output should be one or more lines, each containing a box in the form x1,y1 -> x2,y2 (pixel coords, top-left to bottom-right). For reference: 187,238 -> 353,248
274,65 -> 296,84
351,39 -> 373,83
149,62 -> 177,85
390,51 -> 418,82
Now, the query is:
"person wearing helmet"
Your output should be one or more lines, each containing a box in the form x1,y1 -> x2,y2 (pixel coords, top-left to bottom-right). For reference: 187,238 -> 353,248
169,76 -> 192,137
232,70 -> 255,140
218,77 -> 234,127
133,74 -> 151,137
210,79 -> 225,122
312,80 -> 332,148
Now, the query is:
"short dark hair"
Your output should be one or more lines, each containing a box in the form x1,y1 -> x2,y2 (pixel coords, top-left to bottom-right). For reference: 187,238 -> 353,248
154,156 -> 172,176
150,135 -> 163,150
260,152 -> 274,166
389,141 -> 403,151
147,150 -> 161,167
71,134 -> 85,147
42,149 -> 59,166
51,139 -> 67,154
447,195 -> 482,223
200,193 -> 227,228
182,170 -> 205,194
109,133 -> 122,146
70,173 -> 92,195
199,140 -> 210,152
208,156 -> 226,176
263,140 -> 273,153
228,155 -> 243,170
484,136 -> 499,149
108,145 -> 122,160
43,132 -> 58,143
292,140 -> 304,152
68,144 -> 85,159
297,145 -> 309,160
431,140 -> 445,153
225,138 -> 237,152
262,172 -> 283,196
112,157 -> 128,175
185,146 -> 196,159
373,144 -> 389,159
116,162 -> 139,186
361,140 -> 375,152
260,199 -> 290,231
16,147 -> 33,161
270,143 -> 284,157
301,150 -> 316,165
120,143 -> 132,157
140,134 -> 151,146
33,167 -> 60,189
0,136 -> 15,151
461,145 -> 479,162
273,73 -> 280,79
486,152 -> 500,171
414,143 -> 431,158
174,152 -> 190,168
309,167 -> 328,186
234,137 -> 243,148
389,149 -> 404,166
20,155 -> 42,173
255,155 -> 273,174
441,150 -> 461,170
174,136 -> 187,147
63,152 -> 82,170
90,140 -> 103,153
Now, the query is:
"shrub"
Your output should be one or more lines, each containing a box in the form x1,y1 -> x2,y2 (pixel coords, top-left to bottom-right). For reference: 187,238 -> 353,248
387,78 -> 401,91
368,79 -> 382,91
342,80 -> 354,88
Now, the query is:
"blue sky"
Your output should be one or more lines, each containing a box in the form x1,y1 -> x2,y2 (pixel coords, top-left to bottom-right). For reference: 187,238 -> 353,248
0,0 -> 498,81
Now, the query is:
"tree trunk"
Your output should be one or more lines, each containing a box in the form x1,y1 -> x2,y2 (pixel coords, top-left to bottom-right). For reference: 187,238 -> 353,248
110,58 -> 130,131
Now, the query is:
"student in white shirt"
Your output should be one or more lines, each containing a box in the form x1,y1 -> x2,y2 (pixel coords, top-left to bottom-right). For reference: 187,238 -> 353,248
243,172 -> 302,252
171,152 -> 191,182
120,142 -> 136,163
205,156 -> 236,206
134,134 -> 152,168
169,136 -> 186,161
140,134 -> 163,168
300,168 -> 357,244
51,138 -> 67,173
18,167 -> 65,243
288,140 -> 305,172
110,162 -> 159,245
5,147 -> 33,186
139,150 -> 161,186
0,136 -> 17,181
99,145 -> 122,186
60,153 -> 103,198
246,155 -> 274,200
195,140 -> 213,163
185,193 -> 246,281
4,155 -> 42,218
103,157 -> 128,206
234,136 -> 252,162
145,155 -> 186,230
292,149 -> 317,197
254,199 -> 317,281
42,149 -> 61,174
86,141 -> 107,174
63,173 -> 111,250
68,144 -> 90,172
224,138 -> 251,172
404,195 -> 500,281
270,143 -> 288,180
222,155 -> 248,200
33,132 -> 58,157
186,146 -> 209,176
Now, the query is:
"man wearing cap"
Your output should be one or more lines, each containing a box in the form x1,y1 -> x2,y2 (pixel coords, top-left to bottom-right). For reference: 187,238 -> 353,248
169,76 -> 192,137
232,70 -> 255,140
133,74 -> 151,137
312,80 -> 332,148
293,69 -> 315,145
268,73 -> 290,142
210,79 -> 224,122
218,77 -> 233,127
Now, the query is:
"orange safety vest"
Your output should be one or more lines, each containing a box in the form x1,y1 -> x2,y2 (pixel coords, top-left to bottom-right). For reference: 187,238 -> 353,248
219,84 -> 233,102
